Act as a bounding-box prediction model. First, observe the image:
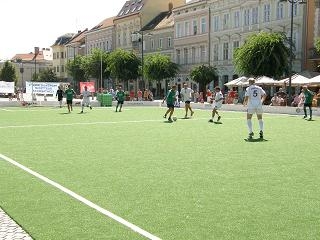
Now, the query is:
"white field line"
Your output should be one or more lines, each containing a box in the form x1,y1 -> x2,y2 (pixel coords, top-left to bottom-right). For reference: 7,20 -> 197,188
0,153 -> 161,240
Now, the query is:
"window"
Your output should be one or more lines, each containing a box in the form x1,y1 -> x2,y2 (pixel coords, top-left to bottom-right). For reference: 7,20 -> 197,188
167,37 -> 172,48
214,16 -> 219,32
57,52 -> 60,59
185,21 -> 190,36
61,65 -> 65,73
213,44 -> 219,61
193,20 -> 198,35
200,45 -> 206,62
151,39 -> 155,49
57,66 -> 60,73
223,42 -> 229,60
223,14 -> 229,30
176,49 -> 181,64
244,9 -> 250,26
159,38 -> 163,49
263,4 -> 271,22
252,7 -> 258,24
200,17 -> 206,34
233,41 -> 240,57
123,32 -> 127,45
234,11 -> 240,28
277,2 -> 284,20
176,23 -> 182,38
184,48 -> 188,65
192,47 -> 196,63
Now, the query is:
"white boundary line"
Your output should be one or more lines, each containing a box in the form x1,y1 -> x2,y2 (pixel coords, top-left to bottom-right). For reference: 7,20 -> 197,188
0,153 -> 161,240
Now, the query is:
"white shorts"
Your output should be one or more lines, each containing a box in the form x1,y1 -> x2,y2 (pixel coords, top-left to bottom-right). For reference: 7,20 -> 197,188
82,99 -> 90,106
212,103 -> 222,110
247,106 -> 263,114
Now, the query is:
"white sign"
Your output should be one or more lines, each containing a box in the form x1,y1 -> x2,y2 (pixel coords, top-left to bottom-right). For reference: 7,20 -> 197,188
0,81 -> 15,93
25,82 -> 66,95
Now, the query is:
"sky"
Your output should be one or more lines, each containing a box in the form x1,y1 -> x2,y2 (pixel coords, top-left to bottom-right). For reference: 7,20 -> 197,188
0,0 -> 136,60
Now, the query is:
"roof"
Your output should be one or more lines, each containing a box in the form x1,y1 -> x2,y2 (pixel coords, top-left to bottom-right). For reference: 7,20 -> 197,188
52,33 -> 74,46
89,16 -> 115,32
11,52 -> 45,62
67,29 -> 89,45
141,11 -> 173,31
115,0 -> 145,19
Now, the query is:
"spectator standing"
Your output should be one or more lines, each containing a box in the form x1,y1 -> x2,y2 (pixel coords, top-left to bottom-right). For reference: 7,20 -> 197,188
137,89 -> 143,101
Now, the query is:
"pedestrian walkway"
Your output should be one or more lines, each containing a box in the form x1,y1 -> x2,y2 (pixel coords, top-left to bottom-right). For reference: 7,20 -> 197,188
0,208 -> 33,240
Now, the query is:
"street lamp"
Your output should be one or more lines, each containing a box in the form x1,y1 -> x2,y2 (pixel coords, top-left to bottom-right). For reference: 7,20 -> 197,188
33,47 -> 39,102
280,0 -> 306,105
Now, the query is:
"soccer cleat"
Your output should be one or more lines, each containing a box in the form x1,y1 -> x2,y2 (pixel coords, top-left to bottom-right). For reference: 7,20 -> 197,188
217,116 -> 221,122
191,111 -> 194,117
308,118 -> 312,121
80,111 -> 83,114
248,132 -> 254,139
259,131 -> 263,139
208,119 -> 214,122
163,115 -> 167,118
303,115 -> 307,119
184,115 -> 187,118
168,118 -> 173,122
90,106 -> 92,110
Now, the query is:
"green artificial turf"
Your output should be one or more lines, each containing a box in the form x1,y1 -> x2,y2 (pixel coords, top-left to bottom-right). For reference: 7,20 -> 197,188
0,106 -> 319,240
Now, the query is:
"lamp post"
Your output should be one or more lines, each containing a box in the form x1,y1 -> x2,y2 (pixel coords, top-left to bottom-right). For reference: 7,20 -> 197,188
280,0 -> 306,105
33,47 -> 39,102
100,50 -> 103,92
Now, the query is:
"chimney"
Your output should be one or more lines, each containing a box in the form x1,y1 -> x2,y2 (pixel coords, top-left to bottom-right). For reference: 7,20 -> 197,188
169,2 -> 173,11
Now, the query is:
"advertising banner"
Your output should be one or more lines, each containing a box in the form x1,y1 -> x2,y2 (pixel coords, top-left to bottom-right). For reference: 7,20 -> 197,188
79,82 -> 95,93
0,81 -> 15,93
25,82 -> 67,95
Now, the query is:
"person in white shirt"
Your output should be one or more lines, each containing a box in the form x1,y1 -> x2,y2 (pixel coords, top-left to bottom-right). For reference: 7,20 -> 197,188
180,83 -> 195,118
209,86 -> 224,122
243,78 -> 266,140
80,86 -> 93,113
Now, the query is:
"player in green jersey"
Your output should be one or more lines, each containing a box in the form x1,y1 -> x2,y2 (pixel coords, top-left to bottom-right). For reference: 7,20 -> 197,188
65,85 -> 76,113
162,85 -> 177,122
116,86 -> 125,112
302,85 -> 315,121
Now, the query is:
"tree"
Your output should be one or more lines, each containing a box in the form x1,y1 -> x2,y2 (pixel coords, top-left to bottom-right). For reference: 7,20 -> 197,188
190,64 -> 219,100
108,48 -> 140,89
234,31 -> 291,79
66,55 -> 87,84
0,61 -> 17,83
81,49 -> 110,90
144,53 -> 179,98
38,68 -> 58,82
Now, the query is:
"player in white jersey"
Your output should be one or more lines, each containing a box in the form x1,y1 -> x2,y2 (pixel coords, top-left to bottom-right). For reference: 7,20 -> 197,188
209,86 -> 224,122
80,86 -> 93,113
243,78 -> 266,139
180,83 -> 195,118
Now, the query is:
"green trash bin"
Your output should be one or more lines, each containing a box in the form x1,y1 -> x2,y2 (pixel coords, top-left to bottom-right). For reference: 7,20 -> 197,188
101,94 -> 112,107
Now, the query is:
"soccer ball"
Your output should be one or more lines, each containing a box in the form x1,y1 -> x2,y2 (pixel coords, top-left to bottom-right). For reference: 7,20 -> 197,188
172,117 -> 177,121
296,108 -> 301,113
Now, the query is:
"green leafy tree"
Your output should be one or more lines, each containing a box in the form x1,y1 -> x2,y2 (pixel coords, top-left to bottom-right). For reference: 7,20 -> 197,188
81,49 -> 110,89
190,64 -> 219,99
144,53 -> 179,97
108,48 -> 140,89
315,38 -> 320,53
0,61 -> 17,83
66,55 -> 87,84
38,68 -> 58,82
234,31 -> 291,79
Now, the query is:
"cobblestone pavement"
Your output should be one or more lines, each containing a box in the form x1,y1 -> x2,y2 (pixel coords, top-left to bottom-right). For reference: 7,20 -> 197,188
0,208 -> 33,240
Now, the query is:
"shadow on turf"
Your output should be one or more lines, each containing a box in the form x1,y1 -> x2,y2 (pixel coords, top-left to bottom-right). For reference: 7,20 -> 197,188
244,138 -> 268,143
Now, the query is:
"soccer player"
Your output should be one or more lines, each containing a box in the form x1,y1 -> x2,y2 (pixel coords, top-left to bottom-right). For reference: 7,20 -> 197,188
180,83 -> 194,118
80,86 -> 93,113
65,84 -> 76,113
116,86 -> 125,112
302,85 -> 315,121
162,85 -> 177,122
209,86 -> 224,122
243,78 -> 266,140
56,86 -> 64,108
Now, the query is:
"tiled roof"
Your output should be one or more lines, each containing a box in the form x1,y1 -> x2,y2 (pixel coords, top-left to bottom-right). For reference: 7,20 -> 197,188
68,29 -> 88,45
89,16 -> 115,32
116,0 -> 145,18
11,52 -> 45,61
142,11 -> 173,31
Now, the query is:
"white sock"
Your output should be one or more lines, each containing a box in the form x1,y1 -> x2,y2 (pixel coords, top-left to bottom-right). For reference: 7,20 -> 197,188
259,119 -> 264,132
247,119 -> 253,133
